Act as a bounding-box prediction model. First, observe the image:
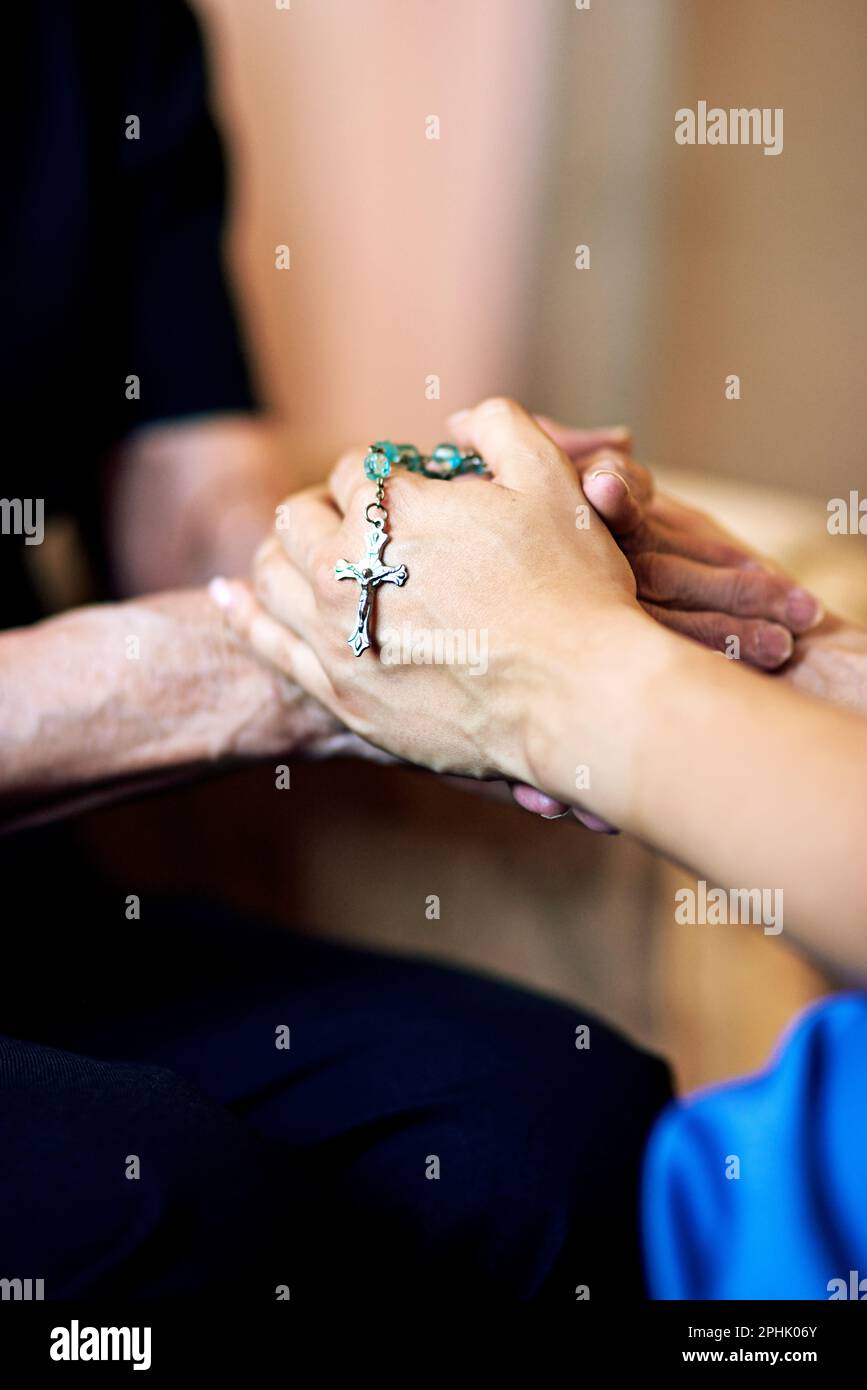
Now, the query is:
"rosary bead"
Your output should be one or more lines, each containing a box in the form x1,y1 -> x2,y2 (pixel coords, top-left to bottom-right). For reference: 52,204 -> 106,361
396,443 -> 423,471
430,442 -> 462,474
364,443 -> 394,480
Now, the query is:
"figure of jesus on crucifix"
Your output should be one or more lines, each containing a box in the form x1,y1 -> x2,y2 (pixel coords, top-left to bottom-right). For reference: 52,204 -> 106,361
335,518 -> 408,656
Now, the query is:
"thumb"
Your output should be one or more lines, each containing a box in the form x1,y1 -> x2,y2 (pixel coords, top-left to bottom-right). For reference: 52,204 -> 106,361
579,449 -> 654,537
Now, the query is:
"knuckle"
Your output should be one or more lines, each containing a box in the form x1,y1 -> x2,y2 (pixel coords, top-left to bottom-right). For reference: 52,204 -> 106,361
692,611 -> 726,647
477,395 -> 520,419
346,488 -> 372,529
273,494 -> 293,528
623,457 -> 653,498
619,516 -> 656,556
329,450 -> 365,492
309,533 -> 335,577
331,664 -> 366,711
633,551 -> 670,600
728,567 -> 761,612
336,447 -> 366,471
253,534 -> 277,570
253,564 -> 272,604
313,554 -> 338,598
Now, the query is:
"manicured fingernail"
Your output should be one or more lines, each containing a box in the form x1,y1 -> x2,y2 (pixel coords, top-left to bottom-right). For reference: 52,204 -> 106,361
208,576 -> 234,611
758,624 -> 795,665
587,468 -> 631,498
785,588 -> 824,632
512,784 -> 567,816
541,809 -> 572,820
575,810 -> 620,833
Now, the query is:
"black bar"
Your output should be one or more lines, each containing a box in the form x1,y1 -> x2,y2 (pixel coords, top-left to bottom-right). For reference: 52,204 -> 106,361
0,1298 -> 862,1376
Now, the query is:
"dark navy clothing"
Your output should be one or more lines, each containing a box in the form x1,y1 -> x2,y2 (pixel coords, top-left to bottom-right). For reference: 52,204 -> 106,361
1,1 -> 255,622
1,888 -> 673,1301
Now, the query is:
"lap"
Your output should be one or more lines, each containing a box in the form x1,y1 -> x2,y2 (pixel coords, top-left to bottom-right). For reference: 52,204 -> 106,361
2,895 -> 673,1299
0,1035 -> 287,1297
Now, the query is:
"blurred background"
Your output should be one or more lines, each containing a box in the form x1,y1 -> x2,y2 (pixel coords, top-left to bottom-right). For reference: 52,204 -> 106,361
81,0 -> 866,1090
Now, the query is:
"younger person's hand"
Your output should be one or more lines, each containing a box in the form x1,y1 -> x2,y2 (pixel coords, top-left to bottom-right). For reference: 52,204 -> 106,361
487,415 -> 823,827
212,398 -> 640,791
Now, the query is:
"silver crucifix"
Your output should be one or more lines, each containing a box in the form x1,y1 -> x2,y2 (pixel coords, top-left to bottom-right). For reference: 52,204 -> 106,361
335,520 -> 408,656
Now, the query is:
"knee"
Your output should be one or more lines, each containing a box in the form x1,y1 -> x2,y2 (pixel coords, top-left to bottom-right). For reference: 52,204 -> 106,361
0,1042 -> 279,1295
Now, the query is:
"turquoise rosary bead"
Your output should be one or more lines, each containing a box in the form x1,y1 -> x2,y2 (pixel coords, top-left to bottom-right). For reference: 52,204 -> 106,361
364,440 -> 487,481
395,444 -> 423,471
430,442 -> 487,476
363,444 -> 393,480
430,442 -> 462,474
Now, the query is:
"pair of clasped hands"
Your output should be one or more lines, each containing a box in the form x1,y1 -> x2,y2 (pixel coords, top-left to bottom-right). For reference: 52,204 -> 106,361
211,398 -> 822,830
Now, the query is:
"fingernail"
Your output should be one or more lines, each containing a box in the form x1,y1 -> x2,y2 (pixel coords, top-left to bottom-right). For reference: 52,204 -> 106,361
208,576 -> 234,611
758,623 -> 795,665
541,809 -> 572,820
575,810 -> 620,834
512,784 -> 566,816
587,468 -> 631,498
785,588 -> 824,632
606,426 -> 631,441
447,408 -> 470,425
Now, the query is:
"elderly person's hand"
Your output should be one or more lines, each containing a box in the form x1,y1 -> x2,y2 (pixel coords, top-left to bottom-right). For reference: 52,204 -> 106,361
528,414 -> 822,663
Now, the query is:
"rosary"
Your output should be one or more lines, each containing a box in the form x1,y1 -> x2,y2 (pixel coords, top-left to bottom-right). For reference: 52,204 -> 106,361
335,440 -> 487,656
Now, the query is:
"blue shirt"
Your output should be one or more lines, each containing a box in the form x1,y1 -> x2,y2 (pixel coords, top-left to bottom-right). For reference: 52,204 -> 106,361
643,993 -> 867,1300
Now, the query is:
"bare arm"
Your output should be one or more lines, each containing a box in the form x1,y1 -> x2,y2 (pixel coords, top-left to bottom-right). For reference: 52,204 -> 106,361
109,416 -> 293,595
0,588 -> 336,830
524,610 -> 867,979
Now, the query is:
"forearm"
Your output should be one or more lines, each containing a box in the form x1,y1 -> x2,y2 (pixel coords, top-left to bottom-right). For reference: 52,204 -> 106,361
111,417 -> 292,594
0,588 -> 328,825
526,609 -> 867,976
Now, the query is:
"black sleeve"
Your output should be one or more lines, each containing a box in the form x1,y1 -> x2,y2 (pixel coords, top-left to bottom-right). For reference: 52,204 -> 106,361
106,0 -> 259,429
0,2 -> 259,625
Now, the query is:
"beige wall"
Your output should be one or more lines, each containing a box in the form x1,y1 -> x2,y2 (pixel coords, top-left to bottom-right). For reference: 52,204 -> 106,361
527,0 -> 867,507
